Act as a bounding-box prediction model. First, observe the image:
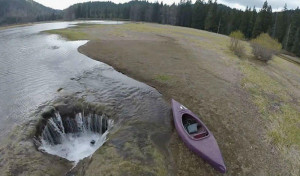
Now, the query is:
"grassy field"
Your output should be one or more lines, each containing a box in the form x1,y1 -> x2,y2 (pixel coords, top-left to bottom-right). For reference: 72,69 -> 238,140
44,22 -> 300,175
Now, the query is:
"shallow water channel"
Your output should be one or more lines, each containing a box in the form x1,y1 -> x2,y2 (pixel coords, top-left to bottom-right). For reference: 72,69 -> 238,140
0,21 -> 172,175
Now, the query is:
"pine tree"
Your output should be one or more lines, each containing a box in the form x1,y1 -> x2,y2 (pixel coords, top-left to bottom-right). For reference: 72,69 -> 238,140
176,0 -> 184,26
252,1 -> 272,38
152,2 -> 160,23
191,0 -> 205,29
275,4 -> 288,42
184,0 -> 193,27
247,7 -> 257,38
228,9 -> 242,33
283,8 -> 300,51
292,28 -> 300,56
240,6 -> 251,38
204,0 -> 217,32
216,8 -> 223,34
265,5 -> 273,32
176,0 -> 192,27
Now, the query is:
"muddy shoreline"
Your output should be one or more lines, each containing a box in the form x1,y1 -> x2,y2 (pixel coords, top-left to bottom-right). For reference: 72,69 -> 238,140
72,23 -> 299,175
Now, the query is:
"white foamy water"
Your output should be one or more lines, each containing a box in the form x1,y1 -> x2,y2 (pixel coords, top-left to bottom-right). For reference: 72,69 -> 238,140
40,131 -> 109,162
38,112 -> 113,162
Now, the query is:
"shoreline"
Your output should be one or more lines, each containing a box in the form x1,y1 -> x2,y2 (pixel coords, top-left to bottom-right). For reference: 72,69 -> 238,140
0,19 -> 129,30
0,20 -> 67,30
0,23 -> 34,30
39,22 -> 300,175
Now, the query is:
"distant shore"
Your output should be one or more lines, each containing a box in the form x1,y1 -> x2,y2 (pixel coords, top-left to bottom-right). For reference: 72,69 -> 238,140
0,20 -> 66,30
0,23 -> 33,30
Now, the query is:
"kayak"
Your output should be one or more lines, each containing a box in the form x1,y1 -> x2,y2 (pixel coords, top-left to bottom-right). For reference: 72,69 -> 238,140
171,99 -> 226,173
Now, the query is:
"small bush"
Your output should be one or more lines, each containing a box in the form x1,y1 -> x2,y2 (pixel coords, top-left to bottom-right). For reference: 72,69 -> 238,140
229,31 -> 245,58
229,30 -> 245,40
251,33 -> 282,62
251,43 -> 273,62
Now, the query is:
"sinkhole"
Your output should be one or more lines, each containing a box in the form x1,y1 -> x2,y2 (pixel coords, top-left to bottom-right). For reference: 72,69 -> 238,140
34,107 -> 113,162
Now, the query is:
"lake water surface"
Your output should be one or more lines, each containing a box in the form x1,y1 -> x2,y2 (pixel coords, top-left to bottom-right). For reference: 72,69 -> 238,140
0,21 -> 169,146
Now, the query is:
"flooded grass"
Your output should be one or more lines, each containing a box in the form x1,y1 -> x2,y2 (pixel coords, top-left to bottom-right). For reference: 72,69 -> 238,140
83,127 -> 169,176
45,28 -> 89,41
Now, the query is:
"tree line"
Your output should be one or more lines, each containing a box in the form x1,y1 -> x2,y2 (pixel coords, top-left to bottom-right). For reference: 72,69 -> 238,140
0,0 -> 62,25
63,0 -> 299,57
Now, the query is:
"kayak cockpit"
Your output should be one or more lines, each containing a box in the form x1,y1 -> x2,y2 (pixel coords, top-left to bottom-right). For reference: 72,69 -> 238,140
182,114 -> 209,139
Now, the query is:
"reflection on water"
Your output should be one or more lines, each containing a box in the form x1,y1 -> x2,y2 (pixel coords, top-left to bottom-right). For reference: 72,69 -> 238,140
0,21 -> 128,142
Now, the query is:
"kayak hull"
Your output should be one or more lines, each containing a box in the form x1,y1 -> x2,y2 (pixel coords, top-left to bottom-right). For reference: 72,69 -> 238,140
171,99 -> 226,173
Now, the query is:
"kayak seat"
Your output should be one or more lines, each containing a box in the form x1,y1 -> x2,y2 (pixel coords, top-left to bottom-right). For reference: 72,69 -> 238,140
187,123 -> 198,134
194,131 -> 208,139
181,113 -> 209,139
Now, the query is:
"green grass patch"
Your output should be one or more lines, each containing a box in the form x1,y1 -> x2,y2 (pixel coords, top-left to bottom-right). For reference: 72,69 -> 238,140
240,59 -> 300,173
45,28 -> 88,41
75,23 -> 97,27
268,104 -> 300,147
240,61 -> 290,101
154,74 -> 171,82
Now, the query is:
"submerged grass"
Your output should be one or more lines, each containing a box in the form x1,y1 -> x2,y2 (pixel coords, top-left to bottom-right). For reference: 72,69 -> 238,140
45,28 -> 88,41
85,132 -> 168,176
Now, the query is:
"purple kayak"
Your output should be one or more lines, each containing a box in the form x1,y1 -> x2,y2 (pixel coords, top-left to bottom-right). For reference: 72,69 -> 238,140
171,99 -> 226,173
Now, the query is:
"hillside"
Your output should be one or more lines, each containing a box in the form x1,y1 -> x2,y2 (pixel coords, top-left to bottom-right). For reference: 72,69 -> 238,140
0,0 -> 61,25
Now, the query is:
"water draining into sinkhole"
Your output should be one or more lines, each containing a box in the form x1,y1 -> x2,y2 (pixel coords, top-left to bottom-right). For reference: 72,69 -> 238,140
35,111 -> 113,162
